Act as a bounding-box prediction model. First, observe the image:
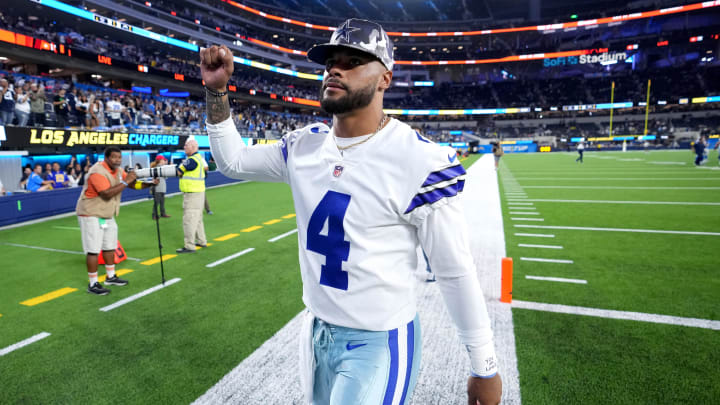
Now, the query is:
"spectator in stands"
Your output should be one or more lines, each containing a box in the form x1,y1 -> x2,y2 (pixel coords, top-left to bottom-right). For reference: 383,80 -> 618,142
106,96 -> 124,127
29,82 -> 46,127
43,163 -> 52,178
0,78 -> 16,125
76,94 -> 89,128
66,87 -> 78,124
47,162 -> 69,188
75,163 -> 86,186
14,84 -> 30,126
53,88 -> 69,127
89,95 -> 105,127
150,155 -> 170,220
27,164 -> 53,192
19,166 -> 32,189
67,166 -> 81,188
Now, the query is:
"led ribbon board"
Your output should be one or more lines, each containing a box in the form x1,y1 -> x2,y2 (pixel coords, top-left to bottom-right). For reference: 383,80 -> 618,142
221,0 -> 720,37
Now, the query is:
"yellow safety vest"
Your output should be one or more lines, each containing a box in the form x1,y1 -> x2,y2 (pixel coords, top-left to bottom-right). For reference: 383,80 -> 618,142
179,153 -> 205,193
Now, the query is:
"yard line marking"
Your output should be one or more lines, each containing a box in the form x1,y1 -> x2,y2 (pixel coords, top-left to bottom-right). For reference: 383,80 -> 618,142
525,276 -> 587,284
512,300 -> 720,330
511,218 -> 544,221
520,257 -> 574,264
1,243 -> 142,261
268,229 -> 298,242
52,226 -> 80,230
0,332 -> 51,357
263,219 -> 282,225
518,244 -> 563,249
515,177 -> 720,181
141,254 -> 177,266
214,233 -> 239,241
510,199 -> 720,206
515,233 -> 555,238
241,225 -> 263,232
21,287 -> 78,306
508,202 -> 534,205
514,224 -> 720,236
522,186 -> 720,190
99,278 -> 182,312
648,161 -> 686,165
281,214 -> 296,219
206,248 -> 255,268
508,207 -> 536,210
98,269 -> 133,283
510,212 -> 540,215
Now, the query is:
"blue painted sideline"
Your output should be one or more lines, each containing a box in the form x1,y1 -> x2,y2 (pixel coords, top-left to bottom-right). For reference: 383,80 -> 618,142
0,172 -> 243,227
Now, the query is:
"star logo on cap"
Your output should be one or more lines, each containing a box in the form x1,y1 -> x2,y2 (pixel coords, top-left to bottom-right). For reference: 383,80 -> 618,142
334,20 -> 360,43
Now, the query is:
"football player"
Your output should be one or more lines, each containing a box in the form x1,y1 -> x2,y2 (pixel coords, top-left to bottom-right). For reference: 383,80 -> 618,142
200,18 -> 502,405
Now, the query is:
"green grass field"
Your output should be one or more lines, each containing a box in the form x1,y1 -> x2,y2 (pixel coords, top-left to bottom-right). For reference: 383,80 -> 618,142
499,150 -> 720,404
0,151 -> 718,404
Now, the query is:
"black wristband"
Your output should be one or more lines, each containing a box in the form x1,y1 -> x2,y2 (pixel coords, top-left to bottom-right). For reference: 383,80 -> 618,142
205,86 -> 228,97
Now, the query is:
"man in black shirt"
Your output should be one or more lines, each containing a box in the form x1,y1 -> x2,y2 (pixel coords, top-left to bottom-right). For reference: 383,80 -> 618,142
53,88 -> 69,128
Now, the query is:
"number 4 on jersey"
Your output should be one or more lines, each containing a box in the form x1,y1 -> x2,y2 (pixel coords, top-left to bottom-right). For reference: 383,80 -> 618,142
307,191 -> 351,290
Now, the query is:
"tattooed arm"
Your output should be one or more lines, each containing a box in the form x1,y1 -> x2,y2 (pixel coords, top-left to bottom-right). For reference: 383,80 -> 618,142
200,45 -> 287,182
200,45 -> 233,124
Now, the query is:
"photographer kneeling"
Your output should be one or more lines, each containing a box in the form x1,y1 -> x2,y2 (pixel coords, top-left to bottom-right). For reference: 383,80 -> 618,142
76,147 -> 158,295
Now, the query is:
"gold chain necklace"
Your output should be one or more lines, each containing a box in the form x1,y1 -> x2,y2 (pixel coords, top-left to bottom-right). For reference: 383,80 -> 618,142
335,115 -> 388,152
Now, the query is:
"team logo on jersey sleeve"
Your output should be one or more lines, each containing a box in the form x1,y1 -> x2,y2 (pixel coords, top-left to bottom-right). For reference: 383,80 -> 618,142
333,165 -> 344,177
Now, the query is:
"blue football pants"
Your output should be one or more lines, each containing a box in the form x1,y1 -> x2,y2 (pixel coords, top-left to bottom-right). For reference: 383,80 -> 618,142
312,314 -> 421,405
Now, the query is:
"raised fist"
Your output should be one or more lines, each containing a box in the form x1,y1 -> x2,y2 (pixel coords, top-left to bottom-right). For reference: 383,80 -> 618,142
200,45 -> 234,92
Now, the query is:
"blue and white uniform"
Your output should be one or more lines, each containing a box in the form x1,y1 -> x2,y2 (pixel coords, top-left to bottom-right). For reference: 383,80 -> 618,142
207,117 -> 497,404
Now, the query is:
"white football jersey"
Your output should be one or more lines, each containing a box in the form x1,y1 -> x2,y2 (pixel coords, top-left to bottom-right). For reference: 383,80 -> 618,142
208,118 -> 471,331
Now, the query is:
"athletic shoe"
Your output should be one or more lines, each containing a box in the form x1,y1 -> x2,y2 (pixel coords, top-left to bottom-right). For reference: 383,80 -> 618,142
105,275 -> 129,286
161,214 -> 171,218
88,282 -> 110,295
206,210 -> 214,215
195,243 -> 208,248
426,273 -> 437,283
176,247 -> 196,253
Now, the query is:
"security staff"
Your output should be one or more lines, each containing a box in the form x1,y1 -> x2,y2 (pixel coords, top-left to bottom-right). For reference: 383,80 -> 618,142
176,138 -> 208,253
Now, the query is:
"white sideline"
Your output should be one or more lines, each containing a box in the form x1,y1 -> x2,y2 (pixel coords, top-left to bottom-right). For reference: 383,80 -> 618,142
507,199 -> 720,206
508,202 -> 533,205
518,244 -> 563,249
1,242 -> 142,261
520,257 -> 574,264
512,300 -> 720,330
511,218 -> 544,221
510,212 -> 540,215
268,229 -> 298,242
0,332 -> 51,357
525,276 -> 587,284
99,278 -> 181,312
206,248 -> 255,268
192,154 -> 522,405
514,233 -> 555,238
514,224 -> 720,236
508,207 -> 536,210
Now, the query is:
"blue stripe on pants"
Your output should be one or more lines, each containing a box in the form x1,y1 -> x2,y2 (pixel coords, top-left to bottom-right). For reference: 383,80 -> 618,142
398,319 -> 415,405
382,328 -> 399,405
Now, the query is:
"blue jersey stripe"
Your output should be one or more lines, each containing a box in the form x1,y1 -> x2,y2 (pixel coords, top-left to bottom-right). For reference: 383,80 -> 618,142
404,179 -> 466,214
280,138 -> 288,163
421,164 -> 465,187
399,319 -> 415,405
382,328 -> 399,405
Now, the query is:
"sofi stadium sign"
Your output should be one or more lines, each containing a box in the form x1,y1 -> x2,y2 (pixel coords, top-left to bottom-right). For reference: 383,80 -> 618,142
543,51 -> 627,67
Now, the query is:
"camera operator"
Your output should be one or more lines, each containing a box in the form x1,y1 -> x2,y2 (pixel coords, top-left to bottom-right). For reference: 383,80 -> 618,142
76,146 -> 158,295
175,138 -> 208,253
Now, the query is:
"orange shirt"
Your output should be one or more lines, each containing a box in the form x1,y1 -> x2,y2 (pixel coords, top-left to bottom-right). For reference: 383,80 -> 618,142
84,161 -> 127,198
